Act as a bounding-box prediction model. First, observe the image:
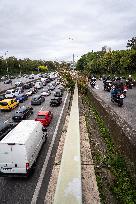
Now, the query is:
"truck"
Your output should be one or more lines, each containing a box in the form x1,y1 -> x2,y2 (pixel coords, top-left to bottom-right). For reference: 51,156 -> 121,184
0,120 -> 47,177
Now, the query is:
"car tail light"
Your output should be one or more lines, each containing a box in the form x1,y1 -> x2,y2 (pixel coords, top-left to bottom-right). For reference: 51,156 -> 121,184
26,163 -> 29,171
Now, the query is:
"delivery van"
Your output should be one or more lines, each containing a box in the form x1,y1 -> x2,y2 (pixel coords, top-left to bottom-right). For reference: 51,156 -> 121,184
0,120 -> 47,177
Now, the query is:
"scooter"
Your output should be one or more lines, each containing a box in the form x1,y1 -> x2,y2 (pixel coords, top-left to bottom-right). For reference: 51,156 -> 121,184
90,81 -> 96,88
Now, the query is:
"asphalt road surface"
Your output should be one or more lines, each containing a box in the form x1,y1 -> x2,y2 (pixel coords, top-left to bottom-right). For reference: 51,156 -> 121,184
90,80 -> 136,130
0,82 -> 68,204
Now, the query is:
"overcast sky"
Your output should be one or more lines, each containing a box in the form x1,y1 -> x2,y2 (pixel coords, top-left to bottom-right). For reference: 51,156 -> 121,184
0,0 -> 136,61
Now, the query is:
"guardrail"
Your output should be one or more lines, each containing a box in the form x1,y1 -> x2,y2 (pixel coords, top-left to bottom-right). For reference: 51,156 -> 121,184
53,84 -> 82,204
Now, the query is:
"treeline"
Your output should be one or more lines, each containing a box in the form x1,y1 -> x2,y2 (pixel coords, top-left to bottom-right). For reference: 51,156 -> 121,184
0,56 -> 59,76
76,49 -> 136,76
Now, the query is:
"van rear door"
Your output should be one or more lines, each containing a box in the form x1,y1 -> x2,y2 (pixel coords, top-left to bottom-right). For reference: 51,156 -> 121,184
0,143 -> 27,174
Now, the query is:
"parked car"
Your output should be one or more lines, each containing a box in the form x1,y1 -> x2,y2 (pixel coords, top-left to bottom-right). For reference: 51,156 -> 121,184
12,106 -> 33,122
0,122 -> 17,141
4,79 -> 12,84
31,95 -> 45,105
16,94 -> 28,103
50,97 -> 62,107
26,89 -> 33,96
0,98 -> 19,111
41,89 -> 51,96
0,120 -> 47,176
35,111 -> 53,126
29,74 -> 34,79
54,90 -> 63,97
0,95 -> 5,101
15,87 -> 24,93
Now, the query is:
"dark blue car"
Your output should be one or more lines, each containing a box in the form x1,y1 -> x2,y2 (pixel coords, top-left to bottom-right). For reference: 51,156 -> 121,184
16,94 -> 28,103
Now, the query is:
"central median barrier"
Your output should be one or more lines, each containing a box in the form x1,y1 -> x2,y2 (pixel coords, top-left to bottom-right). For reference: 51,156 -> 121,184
53,84 -> 82,204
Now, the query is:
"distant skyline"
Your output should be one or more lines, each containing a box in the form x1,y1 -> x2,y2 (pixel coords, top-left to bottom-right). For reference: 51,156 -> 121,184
0,0 -> 136,61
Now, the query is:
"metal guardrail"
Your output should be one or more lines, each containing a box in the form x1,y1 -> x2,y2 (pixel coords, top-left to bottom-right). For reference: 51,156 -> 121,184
53,84 -> 82,204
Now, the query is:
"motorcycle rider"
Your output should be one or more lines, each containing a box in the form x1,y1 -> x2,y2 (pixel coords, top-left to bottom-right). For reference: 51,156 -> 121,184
111,85 -> 121,100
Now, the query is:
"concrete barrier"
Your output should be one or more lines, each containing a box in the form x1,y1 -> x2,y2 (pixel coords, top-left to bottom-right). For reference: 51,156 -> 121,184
53,84 -> 82,204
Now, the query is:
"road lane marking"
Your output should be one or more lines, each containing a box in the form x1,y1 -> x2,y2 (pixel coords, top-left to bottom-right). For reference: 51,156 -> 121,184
31,92 -> 68,204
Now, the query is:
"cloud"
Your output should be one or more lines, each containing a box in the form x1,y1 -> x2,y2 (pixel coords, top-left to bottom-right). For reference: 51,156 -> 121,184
0,0 -> 135,61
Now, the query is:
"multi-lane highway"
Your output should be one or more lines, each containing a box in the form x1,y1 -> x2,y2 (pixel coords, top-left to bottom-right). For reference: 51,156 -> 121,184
0,79 -> 69,204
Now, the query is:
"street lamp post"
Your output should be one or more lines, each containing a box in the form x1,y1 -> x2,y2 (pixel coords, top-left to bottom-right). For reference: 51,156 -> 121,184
5,51 -> 8,77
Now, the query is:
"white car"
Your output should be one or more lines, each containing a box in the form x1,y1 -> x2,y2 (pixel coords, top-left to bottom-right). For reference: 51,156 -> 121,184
41,90 -> 51,96
26,90 -> 33,96
5,89 -> 16,98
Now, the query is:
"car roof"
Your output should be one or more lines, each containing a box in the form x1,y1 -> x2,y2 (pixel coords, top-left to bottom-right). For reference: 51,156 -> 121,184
0,98 -> 14,102
16,106 -> 27,112
37,111 -> 49,115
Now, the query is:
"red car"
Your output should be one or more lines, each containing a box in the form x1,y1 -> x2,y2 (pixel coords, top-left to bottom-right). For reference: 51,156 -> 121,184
35,111 -> 53,126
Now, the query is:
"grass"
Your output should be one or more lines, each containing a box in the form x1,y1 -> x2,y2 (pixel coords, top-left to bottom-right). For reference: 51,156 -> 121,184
82,93 -> 136,204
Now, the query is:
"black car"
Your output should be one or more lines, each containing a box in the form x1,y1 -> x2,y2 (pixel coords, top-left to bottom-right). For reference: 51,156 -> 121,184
23,83 -> 33,89
50,97 -> 62,107
0,94 -> 5,101
31,95 -> 45,105
12,106 -> 33,122
4,79 -> 12,84
54,90 -> 63,97
0,122 -> 17,140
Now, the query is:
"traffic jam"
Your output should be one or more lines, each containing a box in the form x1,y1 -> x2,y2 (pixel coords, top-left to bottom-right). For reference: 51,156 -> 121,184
0,72 -> 69,203
0,72 -> 66,177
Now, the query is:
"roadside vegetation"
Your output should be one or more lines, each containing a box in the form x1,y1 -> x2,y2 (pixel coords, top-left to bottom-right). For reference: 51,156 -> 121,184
78,79 -> 136,203
0,57 -> 63,76
76,37 -> 136,79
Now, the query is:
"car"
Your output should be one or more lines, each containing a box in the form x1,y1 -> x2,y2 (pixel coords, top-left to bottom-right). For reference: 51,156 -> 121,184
15,81 -> 23,87
58,86 -> 65,93
41,89 -> 51,96
4,79 -> 12,84
0,95 -> 5,101
12,106 -> 33,122
54,90 -> 63,97
23,83 -> 33,89
35,111 -> 53,126
0,122 -> 17,141
29,74 -> 35,79
15,86 -> 24,93
26,89 -> 33,96
0,98 -> 19,111
16,94 -> 28,103
48,85 -> 55,91
31,95 -> 45,105
5,89 -> 16,98
50,97 -> 62,107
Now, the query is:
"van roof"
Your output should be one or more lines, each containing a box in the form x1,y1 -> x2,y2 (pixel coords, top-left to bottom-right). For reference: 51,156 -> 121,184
0,120 -> 42,145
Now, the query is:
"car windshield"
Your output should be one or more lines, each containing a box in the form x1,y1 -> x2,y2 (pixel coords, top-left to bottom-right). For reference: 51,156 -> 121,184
6,91 -> 11,94
0,102 -> 8,106
37,115 -> 46,119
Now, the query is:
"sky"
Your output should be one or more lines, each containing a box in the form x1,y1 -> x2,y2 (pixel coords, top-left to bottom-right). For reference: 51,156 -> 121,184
0,0 -> 136,61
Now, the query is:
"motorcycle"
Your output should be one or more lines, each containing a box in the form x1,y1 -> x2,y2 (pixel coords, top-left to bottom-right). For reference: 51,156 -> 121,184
111,93 -> 124,107
104,80 -> 112,92
90,81 -> 96,88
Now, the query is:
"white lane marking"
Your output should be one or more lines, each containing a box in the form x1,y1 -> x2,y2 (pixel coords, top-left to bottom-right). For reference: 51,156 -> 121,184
40,106 -> 43,111
4,120 -> 9,123
31,92 -> 68,204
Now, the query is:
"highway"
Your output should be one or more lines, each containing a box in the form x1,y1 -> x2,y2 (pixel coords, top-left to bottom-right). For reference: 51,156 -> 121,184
0,75 -> 38,93
0,81 -> 69,204
90,80 -> 136,130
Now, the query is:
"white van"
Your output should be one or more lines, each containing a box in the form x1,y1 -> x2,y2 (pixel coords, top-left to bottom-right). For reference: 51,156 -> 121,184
34,81 -> 43,89
0,120 -> 47,177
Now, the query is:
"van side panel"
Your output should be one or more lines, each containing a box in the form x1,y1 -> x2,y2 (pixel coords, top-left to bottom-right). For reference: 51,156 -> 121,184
25,125 -> 44,167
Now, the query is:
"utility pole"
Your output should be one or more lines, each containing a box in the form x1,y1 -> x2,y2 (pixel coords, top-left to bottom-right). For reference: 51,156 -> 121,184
5,51 -> 9,77
73,53 -> 75,69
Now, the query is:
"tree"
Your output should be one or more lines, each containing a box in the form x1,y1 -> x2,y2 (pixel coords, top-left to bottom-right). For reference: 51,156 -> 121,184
127,37 -> 136,50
